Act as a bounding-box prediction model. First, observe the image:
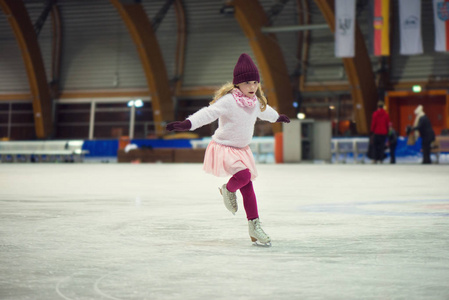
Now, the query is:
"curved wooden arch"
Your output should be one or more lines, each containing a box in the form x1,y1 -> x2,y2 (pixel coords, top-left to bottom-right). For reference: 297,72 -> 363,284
231,0 -> 296,133
314,0 -> 377,134
173,0 -> 186,96
50,3 -> 62,99
110,0 -> 174,137
0,0 -> 53,138
296,0 -> 311,92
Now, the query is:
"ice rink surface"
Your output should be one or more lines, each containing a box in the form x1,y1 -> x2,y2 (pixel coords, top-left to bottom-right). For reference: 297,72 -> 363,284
1,163 -> 448,300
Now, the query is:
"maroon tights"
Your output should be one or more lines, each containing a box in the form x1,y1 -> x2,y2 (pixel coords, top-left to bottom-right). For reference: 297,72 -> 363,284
225,169 -> 258,220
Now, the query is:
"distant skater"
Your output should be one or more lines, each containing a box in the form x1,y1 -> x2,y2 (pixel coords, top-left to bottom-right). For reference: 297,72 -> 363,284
166,53 -> 290,246
411,105 -> 435,164
387,122 -> 398,164
370,101 -> 390,164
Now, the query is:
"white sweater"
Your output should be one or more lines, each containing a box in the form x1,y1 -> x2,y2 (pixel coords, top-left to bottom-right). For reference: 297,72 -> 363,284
188,94 -> 279,148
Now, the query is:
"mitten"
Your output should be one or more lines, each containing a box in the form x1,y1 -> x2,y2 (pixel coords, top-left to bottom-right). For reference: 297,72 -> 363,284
405,125 -> 412,136
166,120 -> 192,132
276,114 -> 290,123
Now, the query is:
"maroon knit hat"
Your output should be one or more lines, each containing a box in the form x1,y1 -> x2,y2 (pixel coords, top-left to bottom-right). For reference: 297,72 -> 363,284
233,53 -> 260,84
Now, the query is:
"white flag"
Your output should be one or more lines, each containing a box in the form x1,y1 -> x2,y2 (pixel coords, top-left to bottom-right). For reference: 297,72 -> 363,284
335,0 -> 356,58
433,0 -> 449,52
399,0 -> 423,55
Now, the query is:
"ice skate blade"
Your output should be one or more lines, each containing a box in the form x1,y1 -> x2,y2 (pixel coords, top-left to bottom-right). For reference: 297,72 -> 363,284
251,237 -> 271,247
252,241 -> 272,248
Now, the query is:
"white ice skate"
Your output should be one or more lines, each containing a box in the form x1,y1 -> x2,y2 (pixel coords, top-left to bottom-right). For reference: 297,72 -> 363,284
248,218 -> 271,247
219,184 -> 238,215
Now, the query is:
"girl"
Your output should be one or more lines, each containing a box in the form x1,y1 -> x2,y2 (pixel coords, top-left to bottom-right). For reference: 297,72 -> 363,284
166,53 -> 290,246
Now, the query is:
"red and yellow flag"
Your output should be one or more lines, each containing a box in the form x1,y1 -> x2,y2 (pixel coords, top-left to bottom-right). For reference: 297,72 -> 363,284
374,0 -> 390,56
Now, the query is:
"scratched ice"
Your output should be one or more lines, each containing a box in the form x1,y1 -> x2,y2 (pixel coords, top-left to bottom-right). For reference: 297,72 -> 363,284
1,163 -> 448,299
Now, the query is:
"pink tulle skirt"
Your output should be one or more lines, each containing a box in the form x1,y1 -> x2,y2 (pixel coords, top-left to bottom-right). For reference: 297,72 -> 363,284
203,140 -> 258,180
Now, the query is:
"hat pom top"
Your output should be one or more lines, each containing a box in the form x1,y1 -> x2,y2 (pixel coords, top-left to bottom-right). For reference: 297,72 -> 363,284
233,53 -> 260,85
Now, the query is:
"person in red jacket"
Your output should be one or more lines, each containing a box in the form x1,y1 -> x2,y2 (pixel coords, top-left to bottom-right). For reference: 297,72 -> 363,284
370,101 -> 390,163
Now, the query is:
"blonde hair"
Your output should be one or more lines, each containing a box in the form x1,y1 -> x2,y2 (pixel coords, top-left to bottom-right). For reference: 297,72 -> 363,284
210,82 -> 267,112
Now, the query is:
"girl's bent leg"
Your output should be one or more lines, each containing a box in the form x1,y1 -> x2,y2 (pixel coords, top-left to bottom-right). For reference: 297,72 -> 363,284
225,169 -> 258,219
240,181 -> 259,220
226,169 -> 251,192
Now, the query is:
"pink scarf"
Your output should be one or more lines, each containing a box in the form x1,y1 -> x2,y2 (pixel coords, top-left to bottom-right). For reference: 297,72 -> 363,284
231,88 -> 257,108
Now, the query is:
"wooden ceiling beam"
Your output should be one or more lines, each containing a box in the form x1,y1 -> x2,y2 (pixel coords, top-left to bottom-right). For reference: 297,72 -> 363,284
177,87 -> 216,98
314,0 -> 378,134
173,0 -> 186,96
0,0 -> 53,138
49,3 -> 62,99
0,93 -> 31,101
110,0 -> 174,136
303,83 -> 350,92
297,0 -> 311,92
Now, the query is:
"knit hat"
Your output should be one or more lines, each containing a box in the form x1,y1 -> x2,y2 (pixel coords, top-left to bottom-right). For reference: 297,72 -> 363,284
233,53 -> 260,84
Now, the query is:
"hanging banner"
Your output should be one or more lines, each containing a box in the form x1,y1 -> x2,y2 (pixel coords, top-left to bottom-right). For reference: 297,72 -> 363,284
366,0 -> 375,55
399,0 -> 423,55
335,0 -> 356,58
433,0 -> 449,52
373,0 -> 390,56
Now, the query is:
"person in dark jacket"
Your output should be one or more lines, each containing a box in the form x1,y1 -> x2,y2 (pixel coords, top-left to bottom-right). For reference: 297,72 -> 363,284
370,101 -> 390,164
387,122 -> 398,164
412,105 -> 435,164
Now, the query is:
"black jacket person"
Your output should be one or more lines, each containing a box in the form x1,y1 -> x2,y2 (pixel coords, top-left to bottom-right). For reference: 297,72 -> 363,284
412,105 -> 435,164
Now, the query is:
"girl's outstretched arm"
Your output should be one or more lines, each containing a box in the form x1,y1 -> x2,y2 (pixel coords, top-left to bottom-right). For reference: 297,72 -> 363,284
187,96 -> 230,130
166,120 -> 191,132
166,95 -> 230,132
259,105 -> 290,123
276,114 -> 290,123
